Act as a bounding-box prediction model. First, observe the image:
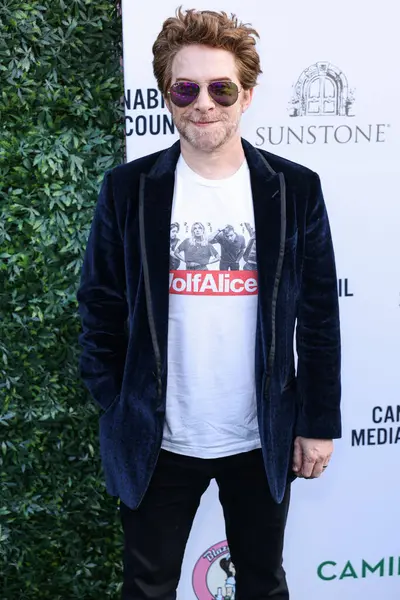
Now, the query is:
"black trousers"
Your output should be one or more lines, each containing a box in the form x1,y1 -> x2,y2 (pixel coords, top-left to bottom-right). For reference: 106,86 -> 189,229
219,260 -> 240,271
120,449 -> 292,600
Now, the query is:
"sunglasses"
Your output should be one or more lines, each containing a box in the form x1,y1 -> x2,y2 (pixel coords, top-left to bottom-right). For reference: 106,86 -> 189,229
167,80 -> 241,108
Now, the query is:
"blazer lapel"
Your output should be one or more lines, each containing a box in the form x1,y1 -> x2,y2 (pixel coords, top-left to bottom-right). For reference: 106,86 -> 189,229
242,140 -> 283,368
140,142 -> 180,365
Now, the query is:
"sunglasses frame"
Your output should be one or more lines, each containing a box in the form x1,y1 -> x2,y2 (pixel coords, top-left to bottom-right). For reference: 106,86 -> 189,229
167,80 -> 242,108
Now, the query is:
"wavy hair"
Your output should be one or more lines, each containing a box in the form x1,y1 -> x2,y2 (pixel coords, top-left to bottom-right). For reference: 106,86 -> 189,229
152,7 -> 262,95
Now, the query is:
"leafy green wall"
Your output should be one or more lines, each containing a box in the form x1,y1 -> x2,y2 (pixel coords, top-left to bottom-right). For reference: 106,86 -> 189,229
1,2 -> 125,597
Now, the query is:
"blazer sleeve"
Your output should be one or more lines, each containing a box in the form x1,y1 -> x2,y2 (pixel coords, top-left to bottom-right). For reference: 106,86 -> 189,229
295,172 -> 342,439
76,170 -> 128,410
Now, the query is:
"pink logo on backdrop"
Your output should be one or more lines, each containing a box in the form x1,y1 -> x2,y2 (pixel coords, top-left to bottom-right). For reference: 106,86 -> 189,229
192,541 -> 236,599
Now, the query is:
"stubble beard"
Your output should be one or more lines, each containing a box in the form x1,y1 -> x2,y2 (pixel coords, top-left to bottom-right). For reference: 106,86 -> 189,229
172,105 -> 242,152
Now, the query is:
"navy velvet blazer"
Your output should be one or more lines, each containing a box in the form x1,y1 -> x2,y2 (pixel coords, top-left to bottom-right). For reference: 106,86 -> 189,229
77,138 -> 341,510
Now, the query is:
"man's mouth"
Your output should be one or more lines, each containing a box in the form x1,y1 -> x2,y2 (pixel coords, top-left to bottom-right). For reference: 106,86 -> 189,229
191,120 -> 218,126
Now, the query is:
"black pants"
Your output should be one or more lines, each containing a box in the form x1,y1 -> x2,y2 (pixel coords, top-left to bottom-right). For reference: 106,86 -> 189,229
220,260 -> 240,270
120,450 -> 291,600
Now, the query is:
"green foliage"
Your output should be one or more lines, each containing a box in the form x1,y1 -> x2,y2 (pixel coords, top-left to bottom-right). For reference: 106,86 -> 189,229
0,1 -> 125,597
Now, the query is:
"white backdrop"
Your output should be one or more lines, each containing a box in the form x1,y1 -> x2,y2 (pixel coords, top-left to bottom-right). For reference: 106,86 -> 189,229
121,1 -> 400,598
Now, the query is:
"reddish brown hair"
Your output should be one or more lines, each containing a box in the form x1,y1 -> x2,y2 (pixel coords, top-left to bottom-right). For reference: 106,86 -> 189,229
152,7 -> 262,94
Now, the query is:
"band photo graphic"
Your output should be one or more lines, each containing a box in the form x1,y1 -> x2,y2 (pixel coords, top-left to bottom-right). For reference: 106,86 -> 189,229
169,221 -> 257,272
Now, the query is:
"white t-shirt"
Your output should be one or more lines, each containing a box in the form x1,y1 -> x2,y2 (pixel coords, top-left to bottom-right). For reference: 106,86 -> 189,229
162,155 -> 261,458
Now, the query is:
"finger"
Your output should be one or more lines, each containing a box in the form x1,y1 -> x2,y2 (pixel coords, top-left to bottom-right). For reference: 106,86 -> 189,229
310,459 -> 325,479
301,457 -> 315,479
292,440 -> 302,473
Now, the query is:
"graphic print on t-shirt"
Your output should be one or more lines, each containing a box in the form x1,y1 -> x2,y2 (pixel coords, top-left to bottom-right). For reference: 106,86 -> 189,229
169,220 -> 257,296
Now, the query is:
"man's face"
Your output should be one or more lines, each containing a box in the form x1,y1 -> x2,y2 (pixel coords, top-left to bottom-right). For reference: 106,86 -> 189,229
225,230 -> 236,242
171,227 -> 178,240
166,45 -> 253,153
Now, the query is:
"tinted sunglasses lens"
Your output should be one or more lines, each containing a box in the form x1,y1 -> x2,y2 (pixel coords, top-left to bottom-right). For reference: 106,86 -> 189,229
208,81 -> 239,106
169,82 -> 199,107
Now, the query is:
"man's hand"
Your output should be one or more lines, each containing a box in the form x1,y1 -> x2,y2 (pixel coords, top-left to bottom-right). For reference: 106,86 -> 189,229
292,436 -> 333,479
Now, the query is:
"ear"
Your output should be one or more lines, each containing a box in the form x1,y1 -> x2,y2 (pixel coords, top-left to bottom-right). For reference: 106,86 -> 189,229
164,94 -> 172,114
242,87 -> 254,113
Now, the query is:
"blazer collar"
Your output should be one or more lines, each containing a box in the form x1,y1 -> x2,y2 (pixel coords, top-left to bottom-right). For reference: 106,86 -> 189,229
146,138 -> 278,182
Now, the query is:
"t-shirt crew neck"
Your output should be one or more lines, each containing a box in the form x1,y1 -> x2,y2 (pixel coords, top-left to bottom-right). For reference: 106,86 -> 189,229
178,155 -> 249,188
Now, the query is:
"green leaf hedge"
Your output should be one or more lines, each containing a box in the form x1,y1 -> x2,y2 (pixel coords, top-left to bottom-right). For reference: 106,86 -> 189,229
0,2 -> 125,597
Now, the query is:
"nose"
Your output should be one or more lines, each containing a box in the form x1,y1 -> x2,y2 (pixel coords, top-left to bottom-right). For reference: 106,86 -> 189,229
193,84 -> 215,112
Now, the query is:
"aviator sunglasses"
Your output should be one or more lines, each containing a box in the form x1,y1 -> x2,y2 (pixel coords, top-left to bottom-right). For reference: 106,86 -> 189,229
167,80 -> 241,108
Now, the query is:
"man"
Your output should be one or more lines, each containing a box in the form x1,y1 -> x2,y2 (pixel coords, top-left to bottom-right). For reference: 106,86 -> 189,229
77,7 -> 341,600
209,225 -> 246,270
169,222 -> 181,270
242,221 -> 257,272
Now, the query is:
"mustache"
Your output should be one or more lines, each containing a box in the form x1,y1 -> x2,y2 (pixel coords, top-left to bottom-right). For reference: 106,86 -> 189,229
181,113 -> 228,124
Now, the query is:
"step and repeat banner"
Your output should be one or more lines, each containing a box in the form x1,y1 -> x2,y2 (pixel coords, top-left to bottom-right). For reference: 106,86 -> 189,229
121,1 -> 400,598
